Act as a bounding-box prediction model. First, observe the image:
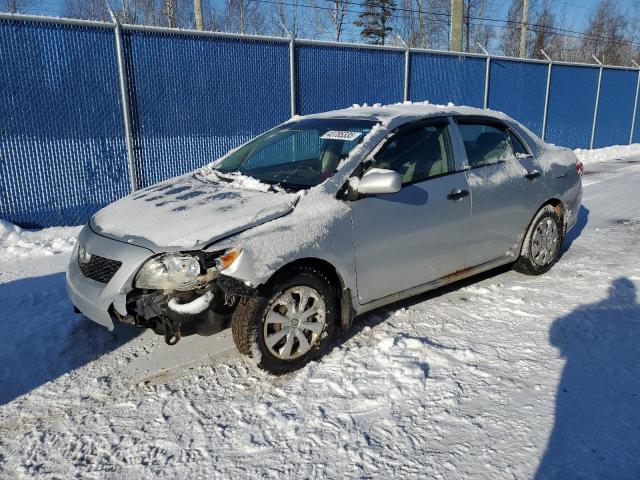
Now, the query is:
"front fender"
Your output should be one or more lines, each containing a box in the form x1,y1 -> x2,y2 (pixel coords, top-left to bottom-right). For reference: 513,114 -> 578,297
215,192 -> 357,293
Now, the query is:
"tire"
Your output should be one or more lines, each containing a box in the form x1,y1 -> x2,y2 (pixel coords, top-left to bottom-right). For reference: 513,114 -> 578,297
231,265 -> 338,374
514,204 -> 564,275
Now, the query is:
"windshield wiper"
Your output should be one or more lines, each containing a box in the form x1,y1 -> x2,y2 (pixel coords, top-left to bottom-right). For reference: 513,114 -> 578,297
212,170 -> 288,193
211,171 -> 234,183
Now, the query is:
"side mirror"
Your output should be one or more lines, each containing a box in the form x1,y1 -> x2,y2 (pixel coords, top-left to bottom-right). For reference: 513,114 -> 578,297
356,168 -> 402,196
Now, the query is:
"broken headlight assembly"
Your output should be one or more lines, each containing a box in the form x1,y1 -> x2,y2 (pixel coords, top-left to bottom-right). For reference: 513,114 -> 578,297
134,247 -> 244,292
134,253 -> 203,291
215,246 -> 243,272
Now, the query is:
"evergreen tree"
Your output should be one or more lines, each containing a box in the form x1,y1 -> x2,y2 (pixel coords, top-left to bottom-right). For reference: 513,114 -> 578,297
354,0 -> 397,45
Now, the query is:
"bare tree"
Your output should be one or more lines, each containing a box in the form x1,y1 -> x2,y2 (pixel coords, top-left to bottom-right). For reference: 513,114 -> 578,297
463,0 -> 495,52
628,0 -> 640,64
267,0 -> 302,37
500,0 -> 522,57
304,0 -> 349,41
395,0 -> 430,47
164,0 -> 177,27
581,0 -> 630,65
394,0 -> 451,49
217,0 -> 265,34
65,0 -> 195,27
65,0 -> 111,21
328,0 -> 349,41
530,0 -> 556,59
1,0 -> 35,13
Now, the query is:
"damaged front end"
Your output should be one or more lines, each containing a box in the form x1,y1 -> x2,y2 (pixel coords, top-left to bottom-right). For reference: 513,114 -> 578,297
118,249 -> 256,345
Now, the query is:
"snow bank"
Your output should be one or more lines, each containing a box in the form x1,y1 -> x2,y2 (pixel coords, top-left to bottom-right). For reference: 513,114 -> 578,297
574,144 -> 640,165
0,220 -> 79,261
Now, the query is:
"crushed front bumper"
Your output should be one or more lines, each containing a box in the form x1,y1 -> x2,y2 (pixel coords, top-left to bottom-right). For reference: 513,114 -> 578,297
67,225 -> 259,341
66,225 -> 155,330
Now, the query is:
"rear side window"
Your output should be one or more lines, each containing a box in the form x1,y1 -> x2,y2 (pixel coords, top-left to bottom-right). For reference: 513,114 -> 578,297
373,124 -> 453,184
458,123 -> 512,168
510,131 -> 530,157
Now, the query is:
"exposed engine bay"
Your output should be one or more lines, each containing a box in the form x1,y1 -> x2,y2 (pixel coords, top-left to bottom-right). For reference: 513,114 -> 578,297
113,256 -> 257,345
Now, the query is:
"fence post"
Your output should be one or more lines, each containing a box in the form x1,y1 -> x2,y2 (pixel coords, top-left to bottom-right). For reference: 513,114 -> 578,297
630,61 -> 640,145
109,11 -> 138,192
289,36 -> 296,117
590,55 -> 603,150
477,44 -> 490,109
541,49 -> 552,142
404,44 -> 410,102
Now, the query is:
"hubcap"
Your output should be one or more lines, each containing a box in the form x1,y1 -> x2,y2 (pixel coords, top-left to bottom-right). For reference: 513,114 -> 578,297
262,286 -> 326,360
531,217 -> 560,267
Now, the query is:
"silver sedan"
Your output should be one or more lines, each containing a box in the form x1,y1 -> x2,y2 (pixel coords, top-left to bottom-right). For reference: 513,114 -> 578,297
67,103 -> 583,373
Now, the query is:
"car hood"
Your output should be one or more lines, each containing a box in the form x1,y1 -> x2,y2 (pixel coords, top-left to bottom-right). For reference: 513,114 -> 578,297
91,173 -> 299,251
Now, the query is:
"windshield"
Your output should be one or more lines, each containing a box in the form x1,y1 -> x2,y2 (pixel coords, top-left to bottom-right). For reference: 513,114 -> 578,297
215,118 -> 376,190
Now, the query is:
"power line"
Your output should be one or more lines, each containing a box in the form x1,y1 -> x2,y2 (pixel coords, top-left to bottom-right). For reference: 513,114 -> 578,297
267,0 -> 640,49
552,0 -> 596,12
4,0 -> 639,51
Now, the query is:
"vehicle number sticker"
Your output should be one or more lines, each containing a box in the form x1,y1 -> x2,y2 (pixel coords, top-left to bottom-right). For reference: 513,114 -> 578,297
320,130 -> 362,141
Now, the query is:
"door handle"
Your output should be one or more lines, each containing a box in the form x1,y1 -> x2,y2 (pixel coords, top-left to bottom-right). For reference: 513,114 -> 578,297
524,169 -> 541,180
447,189 -> 470,201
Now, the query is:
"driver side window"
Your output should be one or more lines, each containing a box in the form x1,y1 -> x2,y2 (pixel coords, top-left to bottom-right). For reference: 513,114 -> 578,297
373,124 -> 453,185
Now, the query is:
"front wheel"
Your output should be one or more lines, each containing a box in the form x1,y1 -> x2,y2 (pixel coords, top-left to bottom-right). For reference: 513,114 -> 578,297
514,204 -> 564,275
231,265 -> 338,374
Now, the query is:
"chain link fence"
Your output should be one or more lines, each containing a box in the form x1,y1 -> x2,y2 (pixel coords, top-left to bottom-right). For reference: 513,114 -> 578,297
0,18 -> 130,227
2,13 -> 640,228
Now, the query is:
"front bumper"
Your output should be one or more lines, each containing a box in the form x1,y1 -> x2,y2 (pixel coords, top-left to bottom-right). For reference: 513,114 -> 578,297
66,225 -> 154,330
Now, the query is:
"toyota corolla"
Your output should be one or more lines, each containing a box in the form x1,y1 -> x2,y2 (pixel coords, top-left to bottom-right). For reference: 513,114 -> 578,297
67,103 -> 583,373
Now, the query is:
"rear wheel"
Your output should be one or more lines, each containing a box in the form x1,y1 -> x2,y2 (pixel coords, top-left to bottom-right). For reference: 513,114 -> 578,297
231,265 -> 338,374
514,205 -> 563,275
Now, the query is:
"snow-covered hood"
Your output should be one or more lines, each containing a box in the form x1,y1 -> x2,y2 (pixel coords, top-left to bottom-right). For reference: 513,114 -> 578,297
91,173 -> 299,251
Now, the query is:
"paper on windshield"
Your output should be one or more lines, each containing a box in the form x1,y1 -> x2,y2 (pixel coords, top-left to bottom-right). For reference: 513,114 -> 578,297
320,131 -> 363,141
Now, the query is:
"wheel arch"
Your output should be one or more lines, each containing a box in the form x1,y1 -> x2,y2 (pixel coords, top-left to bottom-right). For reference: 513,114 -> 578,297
266,257 -> 354,331
539,198 -> 566,234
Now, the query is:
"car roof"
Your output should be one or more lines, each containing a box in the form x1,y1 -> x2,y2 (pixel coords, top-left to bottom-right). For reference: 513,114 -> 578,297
300,102 -> 515,131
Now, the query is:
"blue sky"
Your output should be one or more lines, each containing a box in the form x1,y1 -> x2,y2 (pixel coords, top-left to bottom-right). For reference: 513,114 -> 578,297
16,0 -> 638,36
492,0 -> 635,31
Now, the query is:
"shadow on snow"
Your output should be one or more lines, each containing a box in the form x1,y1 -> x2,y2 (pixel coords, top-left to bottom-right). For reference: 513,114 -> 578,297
536,277 -> 640,479
0,273 -> 140,405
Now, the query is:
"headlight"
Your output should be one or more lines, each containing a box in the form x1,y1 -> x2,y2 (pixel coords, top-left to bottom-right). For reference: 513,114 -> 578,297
135,253 -> 202,291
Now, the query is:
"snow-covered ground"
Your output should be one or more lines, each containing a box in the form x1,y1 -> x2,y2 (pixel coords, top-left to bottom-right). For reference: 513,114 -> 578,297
1,151 -> 640,479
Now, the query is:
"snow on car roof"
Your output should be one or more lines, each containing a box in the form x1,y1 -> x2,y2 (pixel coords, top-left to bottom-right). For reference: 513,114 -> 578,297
301,101 -> 514,131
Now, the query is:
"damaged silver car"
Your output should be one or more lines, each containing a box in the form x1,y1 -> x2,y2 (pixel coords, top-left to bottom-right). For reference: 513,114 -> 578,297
67,103 -> 583,373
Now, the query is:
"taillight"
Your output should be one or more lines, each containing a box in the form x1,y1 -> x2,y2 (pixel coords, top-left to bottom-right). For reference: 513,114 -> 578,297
576,160 -> 584,176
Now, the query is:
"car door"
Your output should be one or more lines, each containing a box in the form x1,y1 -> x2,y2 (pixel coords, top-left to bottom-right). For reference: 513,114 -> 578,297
349,118 -> 472,305
453,118 -> 547,267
